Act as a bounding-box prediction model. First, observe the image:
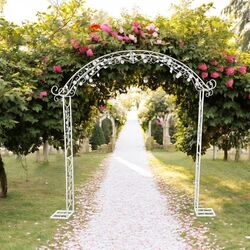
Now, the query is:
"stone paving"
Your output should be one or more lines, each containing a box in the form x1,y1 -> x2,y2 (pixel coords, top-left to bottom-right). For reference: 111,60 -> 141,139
79,110 -> 189,250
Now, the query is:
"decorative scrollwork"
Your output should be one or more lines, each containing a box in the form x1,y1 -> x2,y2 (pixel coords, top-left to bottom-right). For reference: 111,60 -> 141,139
51,50 -> 217,100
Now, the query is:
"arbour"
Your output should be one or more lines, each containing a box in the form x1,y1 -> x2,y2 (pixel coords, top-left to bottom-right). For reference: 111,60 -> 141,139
50,49 -> 217,219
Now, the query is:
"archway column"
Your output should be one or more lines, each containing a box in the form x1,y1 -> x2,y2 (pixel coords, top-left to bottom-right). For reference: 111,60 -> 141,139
163,114 -> 172,149
51,97 -> 74,219
194,90 -> 215,217
148,120 -> 152,137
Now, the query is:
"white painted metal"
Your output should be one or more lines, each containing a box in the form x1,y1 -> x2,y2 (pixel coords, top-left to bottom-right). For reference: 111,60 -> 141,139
50,97 -> 74,219
51,50 -> 216,219
194,91 -> 216,217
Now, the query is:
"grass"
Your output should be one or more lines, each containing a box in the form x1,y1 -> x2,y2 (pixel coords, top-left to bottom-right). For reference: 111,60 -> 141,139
0,152 -> 108,250
149,150 -> 250,250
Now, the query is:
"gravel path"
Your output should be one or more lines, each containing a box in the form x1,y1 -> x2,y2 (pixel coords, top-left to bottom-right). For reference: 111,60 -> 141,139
79,110 -> 189,250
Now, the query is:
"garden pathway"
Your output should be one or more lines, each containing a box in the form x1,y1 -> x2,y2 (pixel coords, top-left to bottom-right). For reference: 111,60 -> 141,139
79,110 -> 189,250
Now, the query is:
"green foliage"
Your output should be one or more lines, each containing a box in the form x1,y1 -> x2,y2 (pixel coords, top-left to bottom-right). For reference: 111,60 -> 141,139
0,0 -> 249,161
90,123 -> 105,150
223,0 -> 250,51
102,118 -> 112,144
151,120 -> 163,145
139,88 -> 175,130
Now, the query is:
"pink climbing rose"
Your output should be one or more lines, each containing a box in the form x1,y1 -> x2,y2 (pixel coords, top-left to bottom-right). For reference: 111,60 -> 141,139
225,67 -> 235,76
146,23 -> 159,34
117,35 -> 123,42
100,23 -> 112,33
238,66 -> 247,74
132,22 -> 141,34
226,79 -> 234,89
123,35 -> 130,42
217,66 -> 224,72
39,91 -> 48,98
152,32 -> 158,37
133,26 -> 140,34
79,46 -> 87,54
53,65 -> 62,73
110,31 -> 118,37
156,39 -> 162,44
70,38 -> 80,49
226,54 -> 236,63
146,23 -> 159,37
132,22 -> 140,28
211,72 -> 220,78
129,34 -> 137,43
198,63 -> 208,71
201,72 -> 208,79
210,60 -> 218,66
86,49 -> 94,57
90,33 -> 100,42
140,30 -> 145,37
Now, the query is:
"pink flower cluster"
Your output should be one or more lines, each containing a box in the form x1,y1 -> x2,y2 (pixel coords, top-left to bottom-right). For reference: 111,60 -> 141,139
89,33 -> 100,43
71,38 -> 94,57
53,65 -> 62,73
100,23 -> 112,33
197,53 -> 248,97
78,46 -> 94,57
39,91 -> 47,98
71,21 -> 163,54
224,53 -> 237,63
145,23 -> 159,37
132,22 -> 145,37
226,79 -> 234,89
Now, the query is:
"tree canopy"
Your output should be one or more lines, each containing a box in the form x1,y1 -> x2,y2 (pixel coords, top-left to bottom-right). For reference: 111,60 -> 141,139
0,0 -> 249,160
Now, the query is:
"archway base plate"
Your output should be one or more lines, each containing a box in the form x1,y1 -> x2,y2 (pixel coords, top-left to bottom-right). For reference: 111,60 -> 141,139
50,210 -> 74,220
195,208 -> 216,217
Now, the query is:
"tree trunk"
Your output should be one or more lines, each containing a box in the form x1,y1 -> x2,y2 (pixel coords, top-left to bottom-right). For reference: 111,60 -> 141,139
0,155 -> 7,198
248,141 -> 250,161
43,140 -> 49,162
212,145 -> 217,160
223,149 -> 228,161
35,150 -> 41,162
235,147 -> 241,161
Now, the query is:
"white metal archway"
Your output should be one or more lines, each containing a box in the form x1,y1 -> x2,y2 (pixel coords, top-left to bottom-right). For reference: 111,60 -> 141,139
51,50 -> 217,219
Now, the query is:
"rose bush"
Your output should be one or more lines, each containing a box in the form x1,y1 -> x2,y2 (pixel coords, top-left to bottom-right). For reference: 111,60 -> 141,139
0,0 -> 249,163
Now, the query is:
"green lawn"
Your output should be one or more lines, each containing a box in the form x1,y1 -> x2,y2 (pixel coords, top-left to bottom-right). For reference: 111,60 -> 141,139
149,150 -> 250,250
0,152 -> 108,250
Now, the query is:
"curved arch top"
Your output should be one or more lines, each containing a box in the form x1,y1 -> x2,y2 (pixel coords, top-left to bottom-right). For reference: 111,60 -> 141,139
51,50 -> 216,99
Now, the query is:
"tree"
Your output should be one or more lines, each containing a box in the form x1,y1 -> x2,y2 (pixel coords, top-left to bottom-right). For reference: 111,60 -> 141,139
0,154 -> 7,198
0,0 -> 6,15
89,124 -> 105,150
102,118 -> 112,144
0,0 -> 249,167
223,0 -> 250,51
139,88 -> 176,145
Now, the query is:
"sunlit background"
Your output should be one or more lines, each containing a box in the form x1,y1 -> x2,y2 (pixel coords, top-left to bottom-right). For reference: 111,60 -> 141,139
4,0 -> 231,24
